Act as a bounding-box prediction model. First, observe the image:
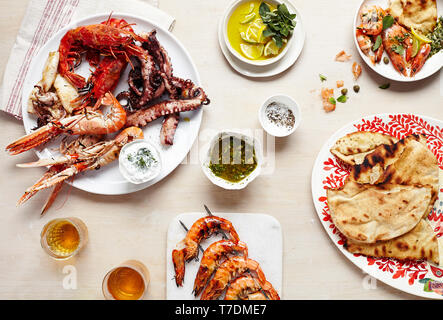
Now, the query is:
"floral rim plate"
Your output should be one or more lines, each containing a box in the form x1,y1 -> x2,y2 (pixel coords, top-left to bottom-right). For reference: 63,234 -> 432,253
311,113 -> 443,299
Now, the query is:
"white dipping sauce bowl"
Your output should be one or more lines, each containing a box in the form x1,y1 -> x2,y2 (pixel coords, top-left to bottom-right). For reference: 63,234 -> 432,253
201,130 -> 263,190
119,140 -> 162,184
259,94 -> 301,137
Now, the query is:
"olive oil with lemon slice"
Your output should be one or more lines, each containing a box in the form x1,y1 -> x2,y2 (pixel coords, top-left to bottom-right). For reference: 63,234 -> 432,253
227,1 -> 285,60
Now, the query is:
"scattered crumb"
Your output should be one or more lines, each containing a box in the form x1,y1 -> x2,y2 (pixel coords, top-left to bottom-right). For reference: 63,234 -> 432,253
352,62 -> 362,80
321,88 -> 335,112
335,50 -> 352,62
336,80 -> 344,88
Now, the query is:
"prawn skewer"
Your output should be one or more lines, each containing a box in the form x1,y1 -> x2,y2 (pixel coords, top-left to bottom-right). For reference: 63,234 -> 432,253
193,240 -> 248,297
172,216 -> 240,287
200,256 -> 279,300
224,274 -> 280,300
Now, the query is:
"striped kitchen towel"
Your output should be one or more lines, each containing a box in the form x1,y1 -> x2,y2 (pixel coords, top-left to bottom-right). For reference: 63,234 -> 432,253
1,0 -> 175,119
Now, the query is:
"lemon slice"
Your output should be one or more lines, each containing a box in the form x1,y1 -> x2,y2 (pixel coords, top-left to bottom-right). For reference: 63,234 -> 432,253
411,36 -> 420,58
251,19 -> 264,29
240,31 -> 258,44
411,27 -> 432,43
246,24 -> 267,43
240,43 -> 264,60
264,40 -> 280,56
240,12 -> 256,24
243,3 -> 254,14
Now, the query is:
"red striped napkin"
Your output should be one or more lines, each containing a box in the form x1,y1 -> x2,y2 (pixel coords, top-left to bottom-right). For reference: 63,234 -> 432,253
1,0 -> 175,120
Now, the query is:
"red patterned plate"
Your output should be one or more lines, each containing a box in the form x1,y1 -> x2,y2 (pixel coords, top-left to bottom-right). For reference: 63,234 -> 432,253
311,114 -> 443,299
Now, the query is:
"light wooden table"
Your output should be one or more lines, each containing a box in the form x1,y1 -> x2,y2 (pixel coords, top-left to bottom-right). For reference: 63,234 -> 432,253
0,0 -> 441,300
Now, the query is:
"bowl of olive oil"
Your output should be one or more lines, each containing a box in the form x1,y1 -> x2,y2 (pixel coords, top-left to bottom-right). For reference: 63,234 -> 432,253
222,0 -> 296,66
201,130 -> 263,190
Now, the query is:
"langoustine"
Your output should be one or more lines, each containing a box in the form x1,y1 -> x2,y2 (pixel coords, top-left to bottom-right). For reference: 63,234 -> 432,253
172,216 -> 240,287
16,127 -> 143,214
58,19 -> 145,89
193,240 -> 248,297
6,92 -> 126,155
200,256 -> 279,300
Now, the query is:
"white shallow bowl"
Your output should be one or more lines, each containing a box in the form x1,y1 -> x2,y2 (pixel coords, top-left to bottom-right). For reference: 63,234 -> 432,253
119,140 -> 162,185
222,0 -> 294,66
353,0 -> 443,82
259,94 -> 301,137
201,130 -> 263,190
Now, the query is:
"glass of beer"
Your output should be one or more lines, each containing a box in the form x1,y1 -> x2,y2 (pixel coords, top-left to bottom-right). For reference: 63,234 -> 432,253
102,260 -> 150,300
40,217 -> 88,260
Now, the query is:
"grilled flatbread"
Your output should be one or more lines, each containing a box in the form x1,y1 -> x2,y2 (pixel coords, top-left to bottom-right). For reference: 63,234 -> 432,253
327,179 -> 432,243
345,219 -> 439,265
388,0 -> 438,34
330,131 -> 398,166
351,134 -> 439,213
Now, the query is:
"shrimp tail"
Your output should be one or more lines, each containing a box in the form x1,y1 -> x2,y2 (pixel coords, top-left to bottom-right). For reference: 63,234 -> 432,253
172,249 -> 186,287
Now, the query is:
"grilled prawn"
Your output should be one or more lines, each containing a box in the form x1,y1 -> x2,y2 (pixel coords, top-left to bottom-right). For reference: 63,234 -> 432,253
193,240 -> 248,297
224,274 -> 280,300
200,256 -> 279,300
172,216 -> 240,287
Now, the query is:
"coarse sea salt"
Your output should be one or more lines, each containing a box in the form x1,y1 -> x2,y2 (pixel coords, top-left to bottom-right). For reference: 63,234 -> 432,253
265,102 -> 295,132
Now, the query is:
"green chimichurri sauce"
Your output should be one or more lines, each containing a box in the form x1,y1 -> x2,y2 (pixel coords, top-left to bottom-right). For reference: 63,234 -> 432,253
209,136 -> 257,183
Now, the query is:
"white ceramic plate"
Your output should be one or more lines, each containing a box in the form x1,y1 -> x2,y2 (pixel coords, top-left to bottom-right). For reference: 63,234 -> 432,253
218,0 -> 305,78
311,113 -> 443,299
166,212 -> 283,300
21,13 -> 203,195
354,0 -> 443,82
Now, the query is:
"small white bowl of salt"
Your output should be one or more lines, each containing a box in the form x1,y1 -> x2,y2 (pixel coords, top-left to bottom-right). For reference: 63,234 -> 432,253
258,94 -> 301,137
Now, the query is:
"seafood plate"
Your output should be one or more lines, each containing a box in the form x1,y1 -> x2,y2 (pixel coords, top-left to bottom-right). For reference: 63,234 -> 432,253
353,0 -> 443,82
17,13 -> 206,199
166,213 -> 283,300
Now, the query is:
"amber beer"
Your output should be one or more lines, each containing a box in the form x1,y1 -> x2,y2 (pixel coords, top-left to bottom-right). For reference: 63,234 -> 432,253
102,260 -> 150,300
40,217 -> 88,259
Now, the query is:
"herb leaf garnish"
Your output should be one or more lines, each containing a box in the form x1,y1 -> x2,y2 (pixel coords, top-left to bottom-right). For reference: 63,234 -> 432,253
337,95 -> 347,103
382,15 -> 394,30
259,2 -> 296,48
391,44 -> 405,55
319,74 -> 327,82
379,83 -> 390,89
372,35 -> 382,51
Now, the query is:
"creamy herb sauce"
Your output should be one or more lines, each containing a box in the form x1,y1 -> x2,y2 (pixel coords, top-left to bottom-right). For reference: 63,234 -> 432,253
120,142 -> 160,184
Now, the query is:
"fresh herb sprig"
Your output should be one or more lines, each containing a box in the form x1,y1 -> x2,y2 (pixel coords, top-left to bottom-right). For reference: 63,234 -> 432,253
428,16 -> 443,57
259,2 -> 296,48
